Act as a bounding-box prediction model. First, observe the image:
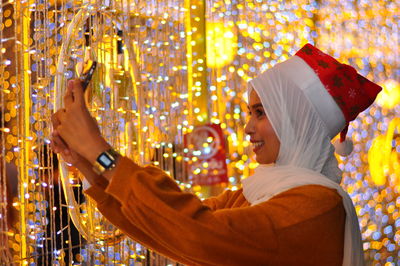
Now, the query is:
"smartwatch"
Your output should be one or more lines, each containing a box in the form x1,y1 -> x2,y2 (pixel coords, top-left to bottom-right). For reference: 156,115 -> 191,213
92,148 -> 120,175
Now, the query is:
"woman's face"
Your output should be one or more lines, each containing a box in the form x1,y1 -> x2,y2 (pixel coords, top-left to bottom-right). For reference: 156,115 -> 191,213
245,89 -> 280,164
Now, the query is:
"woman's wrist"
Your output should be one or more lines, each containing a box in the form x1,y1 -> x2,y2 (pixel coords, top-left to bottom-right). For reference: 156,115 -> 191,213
83,137 -> 112,163
79,135 -> 121,182
72,157 -> 91,173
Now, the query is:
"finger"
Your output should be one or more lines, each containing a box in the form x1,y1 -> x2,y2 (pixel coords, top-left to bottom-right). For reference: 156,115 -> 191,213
51,109 -> 64,128
54,137 -> 73,161
64,80 -> 74,109
51,113 -> 59,129
51,131 -> 69,152
49,140 -> 59,153
55,125 -> 71,147
71,79 -> 85,107
56,108 -> 67,124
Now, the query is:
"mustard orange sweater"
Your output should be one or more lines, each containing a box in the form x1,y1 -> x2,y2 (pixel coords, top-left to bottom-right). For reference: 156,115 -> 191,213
85,157 -> 345,265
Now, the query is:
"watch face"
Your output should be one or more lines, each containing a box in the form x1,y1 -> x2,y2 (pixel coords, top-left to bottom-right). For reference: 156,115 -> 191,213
98,153 -> 114,168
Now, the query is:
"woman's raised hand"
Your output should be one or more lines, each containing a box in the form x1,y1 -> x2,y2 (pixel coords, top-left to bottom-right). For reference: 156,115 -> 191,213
50,109 -> 82,165
51,79 -> 110,164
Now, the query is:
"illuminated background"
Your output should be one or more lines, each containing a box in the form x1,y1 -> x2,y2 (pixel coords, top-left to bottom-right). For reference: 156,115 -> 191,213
0,0 -> 399,264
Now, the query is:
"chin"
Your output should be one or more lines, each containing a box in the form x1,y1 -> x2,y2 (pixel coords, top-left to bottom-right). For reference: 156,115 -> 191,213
256,156 -> 271,165
256,157 -> 268,164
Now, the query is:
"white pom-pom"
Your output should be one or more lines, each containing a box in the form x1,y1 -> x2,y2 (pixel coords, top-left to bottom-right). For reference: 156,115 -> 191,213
333,138 -> 354,156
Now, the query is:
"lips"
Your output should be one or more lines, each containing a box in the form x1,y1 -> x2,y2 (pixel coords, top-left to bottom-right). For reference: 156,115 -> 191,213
251,141 -> 265,153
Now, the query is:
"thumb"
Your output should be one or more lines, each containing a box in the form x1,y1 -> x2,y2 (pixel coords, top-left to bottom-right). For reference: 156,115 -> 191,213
71,79 -> 85,107
64,80 -> 74,108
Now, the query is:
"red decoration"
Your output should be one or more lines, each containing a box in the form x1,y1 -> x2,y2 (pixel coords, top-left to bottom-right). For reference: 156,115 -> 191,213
184,124 -> 228,185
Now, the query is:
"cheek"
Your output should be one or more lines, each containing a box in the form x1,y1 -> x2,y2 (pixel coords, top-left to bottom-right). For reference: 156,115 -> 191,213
259,120 -> 276,140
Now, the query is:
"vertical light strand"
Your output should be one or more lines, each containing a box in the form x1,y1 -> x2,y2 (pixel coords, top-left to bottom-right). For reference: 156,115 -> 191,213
184,0 -> 194,127
186,0 -> 208,125
0,0 -> 9,262
16,0 -> 32,262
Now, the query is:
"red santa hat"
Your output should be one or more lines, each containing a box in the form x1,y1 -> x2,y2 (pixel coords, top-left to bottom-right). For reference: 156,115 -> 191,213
289,43 -> 382,155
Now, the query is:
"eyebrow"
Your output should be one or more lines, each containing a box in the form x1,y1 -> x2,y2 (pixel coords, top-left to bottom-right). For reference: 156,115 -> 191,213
247,103 -> 263,110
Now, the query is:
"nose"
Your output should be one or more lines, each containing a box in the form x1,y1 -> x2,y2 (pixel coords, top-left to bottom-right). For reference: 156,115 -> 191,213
244,117 -> 254,136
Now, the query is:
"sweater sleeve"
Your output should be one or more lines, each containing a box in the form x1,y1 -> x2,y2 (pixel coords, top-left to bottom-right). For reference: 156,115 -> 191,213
85,156 -> 345,266
202,190 -> 231,210
84,184 -> 195,264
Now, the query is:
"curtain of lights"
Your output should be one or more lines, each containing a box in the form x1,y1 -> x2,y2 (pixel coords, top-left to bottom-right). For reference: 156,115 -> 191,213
0,0 -> 399,265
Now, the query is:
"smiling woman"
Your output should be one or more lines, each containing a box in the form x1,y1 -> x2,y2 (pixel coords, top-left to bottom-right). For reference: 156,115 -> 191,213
51,43 -> 382,265
245,89 -> 280,164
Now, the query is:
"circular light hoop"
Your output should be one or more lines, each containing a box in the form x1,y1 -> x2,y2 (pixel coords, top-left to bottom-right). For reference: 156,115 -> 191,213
54,6 -> 142,242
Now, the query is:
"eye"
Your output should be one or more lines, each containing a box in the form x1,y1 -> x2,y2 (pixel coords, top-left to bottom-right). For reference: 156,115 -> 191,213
255,108 -> 265,118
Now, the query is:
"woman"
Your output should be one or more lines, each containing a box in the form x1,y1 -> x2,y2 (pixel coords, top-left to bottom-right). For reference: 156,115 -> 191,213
51,44 -> 381,265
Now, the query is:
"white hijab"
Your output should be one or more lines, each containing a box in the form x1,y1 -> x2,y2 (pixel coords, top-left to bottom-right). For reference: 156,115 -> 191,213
242,56 -> 364,266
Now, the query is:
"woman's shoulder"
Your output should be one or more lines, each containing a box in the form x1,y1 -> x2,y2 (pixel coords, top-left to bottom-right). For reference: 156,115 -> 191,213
260,184 -> 345,229
270,184 -> 343,210
280,184 -> 342,202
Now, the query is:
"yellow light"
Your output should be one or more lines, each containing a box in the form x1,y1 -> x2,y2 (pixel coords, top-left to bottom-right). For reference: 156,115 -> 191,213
368,118 -> 400,186
249,162 -> 259,169
193,168 -> 201,174
376,79 -> 400,109
206,22 -> 237,68
1,127 -> 10,133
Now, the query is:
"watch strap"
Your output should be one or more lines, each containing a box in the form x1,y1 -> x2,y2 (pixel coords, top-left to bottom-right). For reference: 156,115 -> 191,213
92,148 -> 120,175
